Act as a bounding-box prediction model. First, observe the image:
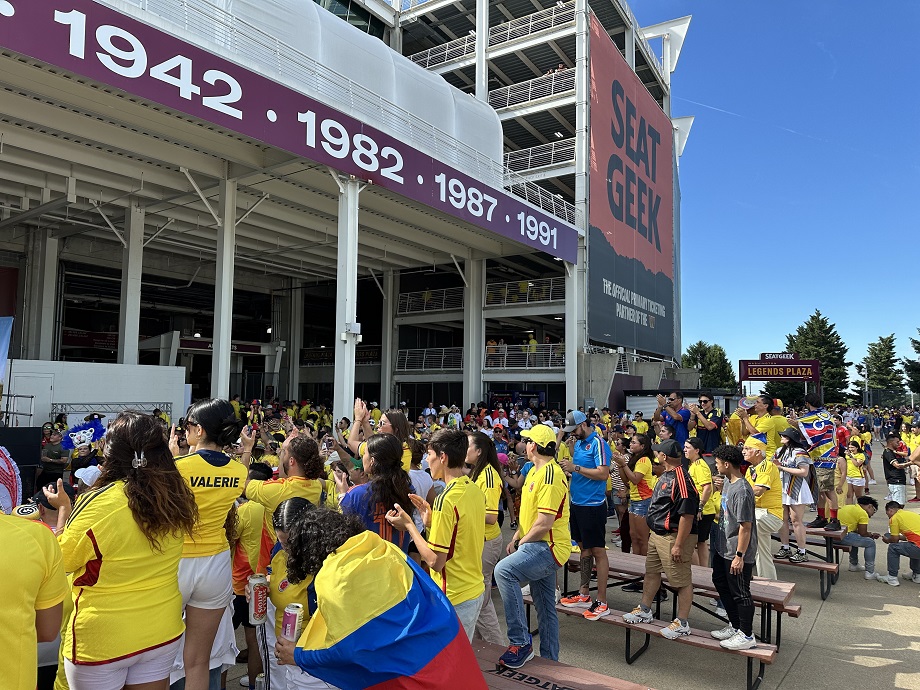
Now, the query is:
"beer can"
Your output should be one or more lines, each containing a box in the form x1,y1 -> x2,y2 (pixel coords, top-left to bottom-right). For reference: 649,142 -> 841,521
254,673 -> 265,690
248,574 -> 269,625
281,602 -> 304,641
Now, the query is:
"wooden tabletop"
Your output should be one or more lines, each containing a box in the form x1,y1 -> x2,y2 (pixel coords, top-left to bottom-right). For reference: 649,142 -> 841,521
474,640 -> 655,690
804,526 -> 847,539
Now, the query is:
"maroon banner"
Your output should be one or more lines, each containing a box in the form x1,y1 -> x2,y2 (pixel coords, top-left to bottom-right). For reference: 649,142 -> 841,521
0,0 -> 577,262
739,359 -> 821,382
179,339 -> 264,354
62,328 -> 118,350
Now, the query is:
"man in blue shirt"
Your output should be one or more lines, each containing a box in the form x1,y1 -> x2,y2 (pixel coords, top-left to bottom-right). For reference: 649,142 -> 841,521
654,391 -> 692,445
557,410 -> 611,620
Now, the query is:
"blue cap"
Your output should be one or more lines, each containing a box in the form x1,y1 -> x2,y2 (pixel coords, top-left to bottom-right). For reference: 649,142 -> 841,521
562,410 -> 588,432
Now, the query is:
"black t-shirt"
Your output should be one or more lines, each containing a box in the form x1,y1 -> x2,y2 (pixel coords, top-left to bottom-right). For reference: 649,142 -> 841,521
695,409 -> 724,454
647,466 -> 699,534
40,442 -> 65,471
882,448 -> 907,485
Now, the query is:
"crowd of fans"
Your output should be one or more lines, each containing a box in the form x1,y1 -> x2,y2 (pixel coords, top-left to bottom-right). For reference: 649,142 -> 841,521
5,392 -> 920,689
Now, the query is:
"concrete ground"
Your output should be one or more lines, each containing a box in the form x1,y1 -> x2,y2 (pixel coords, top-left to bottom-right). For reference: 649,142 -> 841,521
226,440 -> 920,690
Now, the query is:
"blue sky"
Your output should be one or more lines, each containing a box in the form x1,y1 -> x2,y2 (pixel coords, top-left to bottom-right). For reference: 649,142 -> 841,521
631,0 -> 920,389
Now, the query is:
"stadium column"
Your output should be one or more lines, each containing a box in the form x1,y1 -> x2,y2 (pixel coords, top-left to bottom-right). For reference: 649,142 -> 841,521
117,199 -> 144,365
565,238 -> 585,411
23,225 -> 58,360
474,0 -> 488,102
462,259 -> 484,406
379,270 -> 396,409
332,176 -> 365,424
210,177 -> 237,398
624,25 -> 636,69
284,279 -> 304,401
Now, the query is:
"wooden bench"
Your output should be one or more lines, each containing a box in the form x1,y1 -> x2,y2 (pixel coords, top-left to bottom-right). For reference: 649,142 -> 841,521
473,640 -> 653,690
771,556 -> 839,600
523,597 -> 776,690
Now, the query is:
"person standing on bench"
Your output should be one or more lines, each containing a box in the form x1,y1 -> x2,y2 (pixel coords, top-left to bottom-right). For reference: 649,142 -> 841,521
558,410 -> 612,620
741,432 -> 783,578
623,439 -> 699,639
709,444 -> 759,650
494,423 -> 572,668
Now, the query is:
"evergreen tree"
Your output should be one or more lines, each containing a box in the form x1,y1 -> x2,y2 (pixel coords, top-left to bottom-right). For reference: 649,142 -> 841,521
853,334 -> 904,405
763,310 -> 850,405
682,341 -> 737,390
903,329 -> 920,395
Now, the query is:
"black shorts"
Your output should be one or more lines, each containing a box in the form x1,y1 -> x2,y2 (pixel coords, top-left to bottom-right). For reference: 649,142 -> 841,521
570,503 -> 608,550
232,593 -> 254,629
696,513 -> 715,542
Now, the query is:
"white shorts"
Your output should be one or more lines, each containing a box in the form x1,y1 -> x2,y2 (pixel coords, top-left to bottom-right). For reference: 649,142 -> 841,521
890,484 -> 908,506
846,477 -> 866,487
65,639 -> 180,690
179,550 -> 233,609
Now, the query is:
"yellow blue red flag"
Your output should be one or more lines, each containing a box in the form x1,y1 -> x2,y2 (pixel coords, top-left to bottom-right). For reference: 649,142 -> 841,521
797,409 -> 836,460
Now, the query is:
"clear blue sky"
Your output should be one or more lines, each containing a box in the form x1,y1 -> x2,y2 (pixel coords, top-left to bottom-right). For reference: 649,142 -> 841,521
631,0 -> 920,389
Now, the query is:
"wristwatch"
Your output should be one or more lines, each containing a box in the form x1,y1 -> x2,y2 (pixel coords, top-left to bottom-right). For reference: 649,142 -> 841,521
735,551 -> 744,558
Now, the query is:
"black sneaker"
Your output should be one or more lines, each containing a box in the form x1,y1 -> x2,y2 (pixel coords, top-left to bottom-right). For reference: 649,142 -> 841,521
806,517 -> 828,529
789,551 -> 808,563
654,588 -> 668,602
775,545 -> 793,559
825,518 -> 842,532
622,582 -> 643,593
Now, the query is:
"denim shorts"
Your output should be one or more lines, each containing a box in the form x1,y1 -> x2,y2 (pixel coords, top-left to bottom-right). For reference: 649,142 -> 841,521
629,497 -> 651,517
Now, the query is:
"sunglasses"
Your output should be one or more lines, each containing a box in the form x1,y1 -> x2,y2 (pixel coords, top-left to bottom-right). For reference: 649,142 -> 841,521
667,397 -> 677,402
698,399 -> 711,404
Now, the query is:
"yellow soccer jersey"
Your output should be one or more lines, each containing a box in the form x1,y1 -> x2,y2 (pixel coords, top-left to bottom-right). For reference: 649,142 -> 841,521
837,504 -> 869,533
633,420 -> 649,436
689,459 -> 717,515
749,414 -> 779,458
771,414 -> 790,437
176,450 -> 248,557
59,481 -> 184,664
846,452 -> 866,478
232,500 -> 270,596
427,476 -> 486,606
358,439 -> 413,471
475,464 -> 503,542
0,514 -> 67,690
746,458 -> 782,519
628,457 -> 657,502
519,461 -> 571,566
890,509 -> 920,547
246,476 -> 325,541
268,549 -> 312,637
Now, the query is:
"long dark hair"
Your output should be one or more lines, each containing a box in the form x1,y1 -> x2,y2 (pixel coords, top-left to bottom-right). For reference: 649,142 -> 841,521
629,433 -> 654,471
382,409 -> 424,458
366,434 -> 412,514
467,431 -> 501,482
97,412 -> 198,551
186,398 -> 241,447
286,507 -> 366,584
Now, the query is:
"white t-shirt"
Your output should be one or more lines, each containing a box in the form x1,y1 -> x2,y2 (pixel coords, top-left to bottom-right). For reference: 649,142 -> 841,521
408,469 -> 434,533
423,407 -> 437,417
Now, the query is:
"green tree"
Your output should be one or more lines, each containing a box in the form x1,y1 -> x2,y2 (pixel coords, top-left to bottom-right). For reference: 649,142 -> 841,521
762,310 -> 850,405
852,334 -> 905,405
903,329 -> 920,395
682,341 -> 737,390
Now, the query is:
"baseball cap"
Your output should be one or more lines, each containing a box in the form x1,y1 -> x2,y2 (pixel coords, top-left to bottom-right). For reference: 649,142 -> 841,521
74,466 -> 102,487
520,424 -> 557,449
562,410 -> 588,433
651,439 -> 681,458
33,482 -> 76,509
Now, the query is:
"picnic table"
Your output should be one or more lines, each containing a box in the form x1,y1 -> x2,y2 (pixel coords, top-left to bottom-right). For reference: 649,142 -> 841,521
770,525 -> 846,599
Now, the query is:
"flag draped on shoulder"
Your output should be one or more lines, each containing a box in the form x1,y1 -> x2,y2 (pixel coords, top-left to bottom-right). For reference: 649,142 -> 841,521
797,409 -> 836,460
293,531 -> 486,690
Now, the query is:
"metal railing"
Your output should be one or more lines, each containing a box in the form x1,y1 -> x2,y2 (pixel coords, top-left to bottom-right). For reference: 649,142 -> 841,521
504,182 -> 576,225
484,343 -> 564,369
50,402 -> 173,420
408,1 -> 575,70
485,277 -> 565,306
504,139 -> 576,173
488,68 -> 576,110
396,347 -> 464,371
397,287 -> 465,314
611,0 -> 665,84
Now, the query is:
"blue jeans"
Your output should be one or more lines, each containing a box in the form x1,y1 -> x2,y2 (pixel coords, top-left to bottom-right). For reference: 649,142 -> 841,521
887,540 -> 920,577
839,533 -> 876,572
494,541 -> 561,660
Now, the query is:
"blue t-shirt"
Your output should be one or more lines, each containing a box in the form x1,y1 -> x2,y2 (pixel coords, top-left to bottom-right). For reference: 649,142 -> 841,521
663,408 -> 692,445
570,431 -> 610,506
520,461 -> 534,479
340,482 -> 411,552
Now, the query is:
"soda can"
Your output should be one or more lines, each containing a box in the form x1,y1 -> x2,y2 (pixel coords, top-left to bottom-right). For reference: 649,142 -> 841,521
248,574 -> 268,625
281,603 -> 304,641
254,673 -> 265,690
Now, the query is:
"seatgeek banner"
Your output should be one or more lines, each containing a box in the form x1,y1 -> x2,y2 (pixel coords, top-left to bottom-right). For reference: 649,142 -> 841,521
588,15 -> 675,356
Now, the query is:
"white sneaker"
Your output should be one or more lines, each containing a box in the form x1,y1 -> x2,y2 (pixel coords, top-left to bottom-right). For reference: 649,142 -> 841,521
720,630 -> 756,650
875,573 -> 900,586
715,606 -> 727,618
848,564 -> 865,572
660,618 -> 691,640
622,605 -> 653,624
521,584 -> 531,597
239,677 -> 250,687
869,479 -> 878,485
900,572 -> 920,584
709,597 -> 720,606
710,624 -> 737,640
864,571 -> 877,580
555,587 -> 561,603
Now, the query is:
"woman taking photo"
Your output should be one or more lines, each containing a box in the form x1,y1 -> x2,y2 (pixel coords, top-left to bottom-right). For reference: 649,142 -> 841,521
684,437 -> 716,567
340,433 -> 413,551
839,439 -> 867,506
347,399 -> 420,471
174,398 -> 248,690
773,427 -> 814,563
46,411 -> 197,689
612,434 -> 656,568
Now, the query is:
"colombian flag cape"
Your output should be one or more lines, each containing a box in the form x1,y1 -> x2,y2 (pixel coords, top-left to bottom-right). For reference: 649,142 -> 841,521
293,531 -> 486,690
797,408 -> 837,460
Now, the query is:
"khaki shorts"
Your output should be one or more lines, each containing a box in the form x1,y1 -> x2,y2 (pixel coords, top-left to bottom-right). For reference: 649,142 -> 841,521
647,531 -> 697,589
815,467 -> 835,492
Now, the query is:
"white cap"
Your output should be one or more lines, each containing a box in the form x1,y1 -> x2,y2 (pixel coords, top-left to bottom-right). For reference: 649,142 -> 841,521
74,466 -> 102,487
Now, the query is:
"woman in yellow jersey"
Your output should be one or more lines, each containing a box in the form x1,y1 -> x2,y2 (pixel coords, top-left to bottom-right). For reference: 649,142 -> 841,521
840,439 -> 867,505
253,498 -> 334,690
50,412 -> 197,690
346,399 -> 420,472
466,431 -> 507,646
174,399 -> 248,690
684,438 -> 716,567
613,434 -> 656,558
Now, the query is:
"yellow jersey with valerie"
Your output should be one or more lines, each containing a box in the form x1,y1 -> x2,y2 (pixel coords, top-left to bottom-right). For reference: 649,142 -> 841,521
176,450 -> 247,557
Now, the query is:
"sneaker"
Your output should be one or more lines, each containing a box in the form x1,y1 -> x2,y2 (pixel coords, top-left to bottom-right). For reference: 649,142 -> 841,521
715,605 -> 728,618
560,593 -> 592,608
806,516 -> 828,528
612,528 -> 621,535
509,519 -> 518,528
660,618 -> 691,640
654,589 -> 668,603
900,572 -> 920,584
825,518 -> 842,532
720,630 -> 757,650
869,479 -> 878,485
621,581 -> 643,593
789,551 -> 809,563
555,588 -> 561,604
864,571 -> 878,580
710,624 -> 737,641
521,584 -> 531,597
583,601 -> 611,620
239,677 -> 250,687
875,573 -> 900,586
775,546 -> 793,559
885,494 -> 893,501
848,563 -> 866,572
709,597 -> 720,606
498,641 -> 535,669
622,605 -> 653,624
